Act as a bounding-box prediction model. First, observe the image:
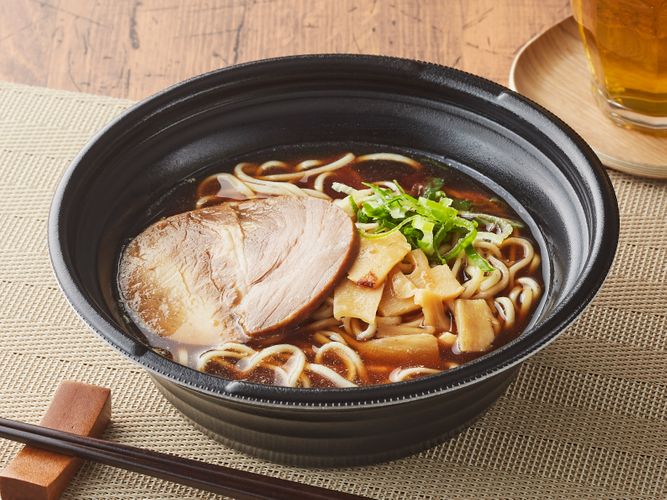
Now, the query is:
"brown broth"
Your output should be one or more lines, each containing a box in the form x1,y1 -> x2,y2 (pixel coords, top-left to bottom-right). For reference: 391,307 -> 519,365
120,149 -> 544,388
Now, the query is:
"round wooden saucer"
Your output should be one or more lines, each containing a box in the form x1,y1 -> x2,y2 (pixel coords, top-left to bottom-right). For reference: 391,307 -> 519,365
509,16 -> 667,179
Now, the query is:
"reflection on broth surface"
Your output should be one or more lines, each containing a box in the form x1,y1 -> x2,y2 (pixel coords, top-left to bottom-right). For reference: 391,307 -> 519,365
118,151 -> 543,388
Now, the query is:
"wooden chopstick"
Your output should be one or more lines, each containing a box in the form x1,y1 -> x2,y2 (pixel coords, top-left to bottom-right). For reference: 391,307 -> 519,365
0,417 -> 369,500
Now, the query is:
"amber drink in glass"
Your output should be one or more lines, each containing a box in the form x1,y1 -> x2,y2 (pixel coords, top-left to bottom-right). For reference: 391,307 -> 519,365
571,0 -> 667,131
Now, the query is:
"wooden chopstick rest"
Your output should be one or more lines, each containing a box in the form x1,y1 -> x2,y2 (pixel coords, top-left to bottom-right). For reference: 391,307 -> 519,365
0,380 -> 111,500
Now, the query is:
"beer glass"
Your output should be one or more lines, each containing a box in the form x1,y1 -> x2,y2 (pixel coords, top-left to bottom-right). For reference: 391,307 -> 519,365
571,0 -> 667,131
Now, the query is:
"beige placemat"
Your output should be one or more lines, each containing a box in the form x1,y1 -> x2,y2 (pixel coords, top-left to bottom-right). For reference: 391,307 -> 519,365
1,79 -> 666,500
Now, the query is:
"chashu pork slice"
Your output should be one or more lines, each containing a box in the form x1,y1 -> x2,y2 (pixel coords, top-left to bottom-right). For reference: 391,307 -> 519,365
233,196 -> 357,335
118,196 -> 357,347
118,204 -> 249,346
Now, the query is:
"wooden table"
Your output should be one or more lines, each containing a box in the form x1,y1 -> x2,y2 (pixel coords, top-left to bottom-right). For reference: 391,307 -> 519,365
1,0 -> 572,101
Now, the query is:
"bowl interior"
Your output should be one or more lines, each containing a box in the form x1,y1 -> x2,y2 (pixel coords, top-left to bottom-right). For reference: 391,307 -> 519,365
49,55 -> 619,406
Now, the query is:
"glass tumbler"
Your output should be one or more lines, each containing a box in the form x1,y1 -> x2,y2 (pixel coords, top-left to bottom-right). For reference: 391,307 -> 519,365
571,0 -> 667,131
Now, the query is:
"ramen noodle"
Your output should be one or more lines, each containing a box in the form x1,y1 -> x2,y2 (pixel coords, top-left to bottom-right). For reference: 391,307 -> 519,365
118,152 -> 543,388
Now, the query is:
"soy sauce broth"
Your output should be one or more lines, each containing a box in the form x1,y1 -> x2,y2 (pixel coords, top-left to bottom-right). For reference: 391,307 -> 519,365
117,145 -> 545,388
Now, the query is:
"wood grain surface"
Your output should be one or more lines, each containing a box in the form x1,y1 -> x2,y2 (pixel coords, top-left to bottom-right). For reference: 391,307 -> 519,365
0,0 -> 571,101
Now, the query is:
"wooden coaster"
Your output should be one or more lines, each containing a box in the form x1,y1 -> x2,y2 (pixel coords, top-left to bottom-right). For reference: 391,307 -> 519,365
509,16 -> 667,179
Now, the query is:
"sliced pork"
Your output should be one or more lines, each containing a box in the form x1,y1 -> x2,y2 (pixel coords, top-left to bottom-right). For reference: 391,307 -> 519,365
118,196 -> 357,347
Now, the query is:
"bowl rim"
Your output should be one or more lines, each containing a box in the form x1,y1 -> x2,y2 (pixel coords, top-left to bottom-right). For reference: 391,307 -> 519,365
48,53 -> 620,408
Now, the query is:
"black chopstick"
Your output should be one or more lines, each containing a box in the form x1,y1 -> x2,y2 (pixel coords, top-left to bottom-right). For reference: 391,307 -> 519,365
0,417 -> 369,500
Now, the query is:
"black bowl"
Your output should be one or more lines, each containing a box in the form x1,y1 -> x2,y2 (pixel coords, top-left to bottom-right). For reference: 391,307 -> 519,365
48,55 -> 619,467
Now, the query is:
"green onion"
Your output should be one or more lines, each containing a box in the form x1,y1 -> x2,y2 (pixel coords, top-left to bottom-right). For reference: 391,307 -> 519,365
331,182 -> 359,196
465,245 -> 494,273
463,212 -> 514,246
336,179 -> 514,271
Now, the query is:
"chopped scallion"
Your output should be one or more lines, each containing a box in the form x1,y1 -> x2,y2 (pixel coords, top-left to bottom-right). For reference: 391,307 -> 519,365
336,179 -> 514,270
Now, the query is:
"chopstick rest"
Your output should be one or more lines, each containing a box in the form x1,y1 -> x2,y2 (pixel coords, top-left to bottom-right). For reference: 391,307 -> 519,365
0,380 -> 111,500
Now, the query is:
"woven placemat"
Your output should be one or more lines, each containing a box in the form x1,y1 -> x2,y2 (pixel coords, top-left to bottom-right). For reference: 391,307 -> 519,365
1,79 -> 666,500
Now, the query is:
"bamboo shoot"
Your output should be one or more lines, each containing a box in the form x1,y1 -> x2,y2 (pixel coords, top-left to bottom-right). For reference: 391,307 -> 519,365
334,279 -> 385,323
414,289 -> 450,331
347,231 -> 411,288
346,334 -> 440,368
453,299 -> 496,352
